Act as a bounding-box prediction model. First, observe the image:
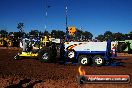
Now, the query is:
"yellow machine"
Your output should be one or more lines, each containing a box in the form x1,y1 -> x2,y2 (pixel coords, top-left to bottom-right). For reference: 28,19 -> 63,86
14,37 -> 57,62
0,37 -> 13,47
18,52 -> 38,57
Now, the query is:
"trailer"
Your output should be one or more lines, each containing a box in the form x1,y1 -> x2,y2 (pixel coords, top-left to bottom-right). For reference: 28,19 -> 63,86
61,40 -> 117,66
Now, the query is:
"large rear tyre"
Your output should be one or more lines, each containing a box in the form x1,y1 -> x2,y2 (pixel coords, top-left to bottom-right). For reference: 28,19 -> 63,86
39,46 -> 57,62
39,47 -> 50,62
92,55 -> 105,66
78,55 -> 90,66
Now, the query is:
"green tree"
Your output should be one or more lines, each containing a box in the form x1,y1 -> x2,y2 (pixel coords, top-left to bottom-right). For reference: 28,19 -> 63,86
51,30 -> 57,38
0,30 -> 8,37
104,31 -> 113,40
128,31 -> 132,39
83,31 -> 93,40
57,30 -> 65,39
29,30 -> 39,38
17,23 -> 24,32
13,32 -> 23,38
8,32 -> 14,36
44,30 -> 49,36
75,29 -> 93,40
76,29 -> 83,39
51,30 -> 65,38
95,34 -> 104,42
38,31 -> 44,36
123,34 -> 129,40
16,23 -> 25,38
113,32 -> 124,41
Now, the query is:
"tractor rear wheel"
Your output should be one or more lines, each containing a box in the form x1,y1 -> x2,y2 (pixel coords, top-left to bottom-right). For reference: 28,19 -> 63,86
40,52 -> 50,62
39,46 -> 57,62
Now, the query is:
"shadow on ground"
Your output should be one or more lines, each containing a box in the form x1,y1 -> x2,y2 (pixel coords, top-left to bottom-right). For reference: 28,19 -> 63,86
5,78 -> 42,88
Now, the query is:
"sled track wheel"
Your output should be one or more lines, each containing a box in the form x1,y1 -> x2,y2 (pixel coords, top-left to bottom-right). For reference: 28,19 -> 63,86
67,50 -> 76,59
78,55 -> 90,66
92,55 -> 105,66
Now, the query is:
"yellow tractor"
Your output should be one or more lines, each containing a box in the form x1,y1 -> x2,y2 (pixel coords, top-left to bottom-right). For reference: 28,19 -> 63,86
14,36 -> 57,62
0,37 -> 13,47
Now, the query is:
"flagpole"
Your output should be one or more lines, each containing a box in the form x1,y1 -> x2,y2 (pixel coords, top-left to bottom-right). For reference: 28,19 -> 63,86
45,10 -> 47,31
45,0 -> 48,31
66,6 -> 68,29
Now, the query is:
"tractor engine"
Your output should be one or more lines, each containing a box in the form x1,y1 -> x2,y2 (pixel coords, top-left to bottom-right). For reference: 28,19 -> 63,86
22,38 -> 32,52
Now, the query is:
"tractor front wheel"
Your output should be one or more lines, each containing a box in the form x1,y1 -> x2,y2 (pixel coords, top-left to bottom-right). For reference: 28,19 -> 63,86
14,55 -> 20,60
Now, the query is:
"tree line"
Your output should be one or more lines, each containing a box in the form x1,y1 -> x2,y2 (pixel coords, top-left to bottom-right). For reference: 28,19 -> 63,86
0,23 -> 132,41
95,31 -> 132,41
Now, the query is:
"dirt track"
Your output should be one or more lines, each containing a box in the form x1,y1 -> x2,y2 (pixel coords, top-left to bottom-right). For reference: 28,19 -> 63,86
0,48 -> 132,88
